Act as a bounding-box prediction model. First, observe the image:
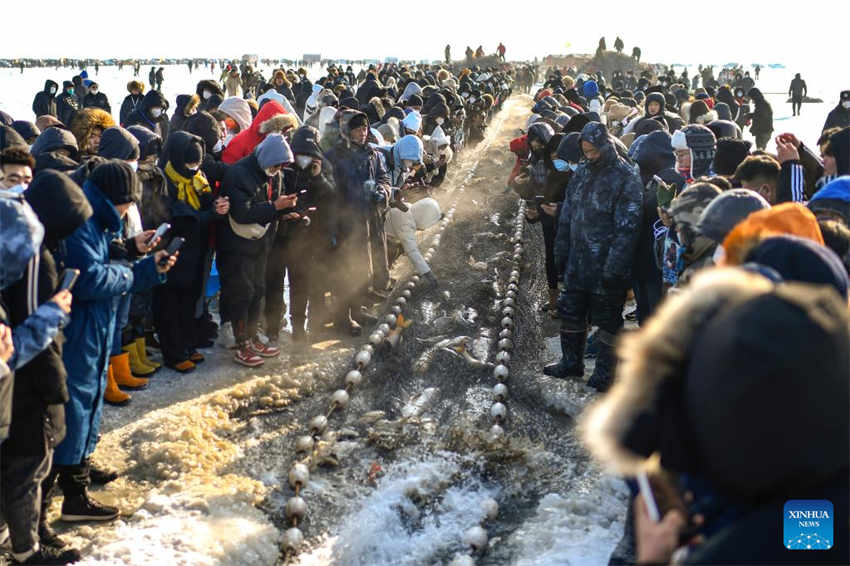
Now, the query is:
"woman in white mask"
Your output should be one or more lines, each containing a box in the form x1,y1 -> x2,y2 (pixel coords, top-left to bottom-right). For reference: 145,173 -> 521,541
124,90 -> 170,142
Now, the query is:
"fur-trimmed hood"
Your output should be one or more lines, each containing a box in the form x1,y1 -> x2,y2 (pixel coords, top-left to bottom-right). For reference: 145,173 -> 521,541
258,113 -> 298,135
69,108 -> 115,151
579,268 -> 774,477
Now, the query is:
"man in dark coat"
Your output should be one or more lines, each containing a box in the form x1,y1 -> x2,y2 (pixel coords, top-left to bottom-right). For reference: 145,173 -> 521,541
746,87 -> 773,150
0,171 -> 92,562
264,126 -> 335,344
217,134 -> 297,367
119,81 -> 145,127
124,90 -> 170,143
788,73 -> 807,116
30,127 -> 80,173
55,82 -> 79,127
324,111 -> 392,335
82,83 -> 111,114
355,73 -> 382,106
51,161 -> 173,525
547,122 -> 643,391
32,80 -> 58,118
823,90 -> 850,132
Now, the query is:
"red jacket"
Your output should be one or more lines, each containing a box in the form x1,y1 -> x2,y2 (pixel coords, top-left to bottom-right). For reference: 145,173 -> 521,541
508,134 -> 529,184
222,101 -> 287,164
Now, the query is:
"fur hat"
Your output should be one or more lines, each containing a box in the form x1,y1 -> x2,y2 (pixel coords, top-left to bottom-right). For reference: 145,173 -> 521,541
127,80 -> 145,94
70,108 -> 115,150
689,100 -> 718,125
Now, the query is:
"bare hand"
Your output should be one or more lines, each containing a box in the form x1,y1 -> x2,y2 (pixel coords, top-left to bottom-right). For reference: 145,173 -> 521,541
50,289 -> 73,314
775,137 -> 800,163
281,212 -> 301,221
634,496 -> 686,564
134,230 -> 158,254
274,193 -> 298,211
540,203 -> 558,217
778,132 -> 801,148
0,324 -> 14,363
214,196 -> 230,215
154,250 -> 179,274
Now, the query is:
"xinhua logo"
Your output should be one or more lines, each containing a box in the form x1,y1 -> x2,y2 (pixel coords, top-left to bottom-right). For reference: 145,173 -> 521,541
784,500 -> 833,550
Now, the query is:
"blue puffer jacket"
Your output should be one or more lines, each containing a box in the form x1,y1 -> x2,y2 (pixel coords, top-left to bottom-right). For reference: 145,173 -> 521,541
53,180 -> 164,465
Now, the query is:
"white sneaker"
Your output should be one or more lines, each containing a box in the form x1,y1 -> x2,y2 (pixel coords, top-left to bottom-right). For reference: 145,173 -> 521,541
218,322 -> 237,349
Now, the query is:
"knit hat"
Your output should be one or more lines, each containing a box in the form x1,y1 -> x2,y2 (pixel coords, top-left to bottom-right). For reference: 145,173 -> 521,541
254,133 -> 293,169
713,138 -> 752,176
722,203 -> 825,265
340,97 -> 359,110
672,124 -> 716,178
406,94 -> 424,108
127,125 -> 162,161
0,125 -> 26,151
89,159 -> 140,205
98,127 -> 140,161
808,176 -> 850,225
348,112 -> 369,132
745,235 -> 849,298
697,188 -> 770,243
670,182 -> 722,228
582,80 -> 599,98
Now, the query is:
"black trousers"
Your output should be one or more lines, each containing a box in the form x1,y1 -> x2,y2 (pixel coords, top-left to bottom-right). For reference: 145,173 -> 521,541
633,270 -> 663,325
264,242 -> 323,340
792,98 -> 802,115
540,213 -> 558,289
558,287 -> 626,335
218,249 -> 267,344
0,409 -> 54,553
153,285 -> 198,364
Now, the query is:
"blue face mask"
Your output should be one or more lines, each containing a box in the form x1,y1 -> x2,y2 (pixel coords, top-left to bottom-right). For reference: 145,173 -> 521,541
67,88 -> 75,95
552,159 -> 570,172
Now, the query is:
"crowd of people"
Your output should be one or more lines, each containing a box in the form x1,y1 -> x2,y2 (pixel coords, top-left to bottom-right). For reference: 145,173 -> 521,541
0,60 -> 517,564
511,65 -> 849,563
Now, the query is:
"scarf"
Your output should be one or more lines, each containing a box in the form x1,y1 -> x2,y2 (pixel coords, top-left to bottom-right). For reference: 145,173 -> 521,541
165,161 -> 211,211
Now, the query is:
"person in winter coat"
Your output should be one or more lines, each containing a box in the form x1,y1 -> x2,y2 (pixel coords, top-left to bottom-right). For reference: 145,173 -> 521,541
547,122 -> 643,392
32,80 -> 58,118
10,122 -> 40,147
124,90 -> 170,142
626,130 -> 685,323
184,111 -> 229,188
788,73 -> 807,116
127,126 -> 169,229
82,83 -> 111,114
70,108 -> 115,158
355,73 -> 383,106
581,267 -> 849,565
324,111 -> 392,335
155,132 -> 229,371
670,124 -> 717,183
264,126 -> 336,343
155,68 -> 164,91
55,82 -> 79,127
745,87 -> 773,150
668,182 -> 721,287
823,90 -> 850,132
119,81 -> 145,127
385,197 -> 442,288
31,126 -> 80,173
222,101 -> 295,164
224,69 -> 241,98
271,71 -> 295,103
217,134 -> 297,366
170,94 -> 200,134
195,80 -> 224,112
0,171 -> 91,563
51,161 -> 175,525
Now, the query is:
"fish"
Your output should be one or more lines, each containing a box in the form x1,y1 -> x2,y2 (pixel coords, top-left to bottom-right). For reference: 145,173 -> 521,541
468,256 -> 488,271
414,336 -> 470,374
358,410 -> 387,424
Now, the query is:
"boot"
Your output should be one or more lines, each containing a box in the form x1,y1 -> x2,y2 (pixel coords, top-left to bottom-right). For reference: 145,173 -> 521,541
109,353 -> 148,390
587,330 -> 617,392
12,545 -> 82,564
121,343 -> 156,376
58,464 -> 119,523
87,459 -> 118,485
38,469 -> 67,549
543,330 -> 586,378
103,365 -> 130,406
133,337 -> 161,369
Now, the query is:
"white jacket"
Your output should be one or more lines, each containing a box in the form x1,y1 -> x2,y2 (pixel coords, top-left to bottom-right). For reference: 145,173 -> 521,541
384,198 -> 442,275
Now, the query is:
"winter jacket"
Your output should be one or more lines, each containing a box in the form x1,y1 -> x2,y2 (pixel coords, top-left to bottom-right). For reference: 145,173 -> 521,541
83,91 -> 111,114
56,90 -> 79,127
355,77 -> 382,106
184,111 -> 229,187
124,90 -> 170,143
31,126 -> 80,173
324,133 -> 391,232
170,94 -> 200,133
554,123 -> 643,292
823,98 -> 850,131
216,153 -> 283,256
119,94 -> 144,126
32,80 -> 58,118
222,101 -> 288,165
747,89 -> 773,135
53,180 -> 164,465
385,198 -> 442,274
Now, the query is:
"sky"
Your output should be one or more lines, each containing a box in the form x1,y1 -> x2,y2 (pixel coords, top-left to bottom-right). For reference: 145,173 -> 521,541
0,0 -> 841,69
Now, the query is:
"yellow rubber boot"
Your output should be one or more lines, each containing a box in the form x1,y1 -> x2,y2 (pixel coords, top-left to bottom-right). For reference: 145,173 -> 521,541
104,365 -> 131,406
109,353 -> 149,390
133,337 -> 161,370
122,343 -> 156,376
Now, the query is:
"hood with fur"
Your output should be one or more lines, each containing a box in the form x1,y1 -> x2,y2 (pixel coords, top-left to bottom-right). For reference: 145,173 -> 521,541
70,108 -> 115,150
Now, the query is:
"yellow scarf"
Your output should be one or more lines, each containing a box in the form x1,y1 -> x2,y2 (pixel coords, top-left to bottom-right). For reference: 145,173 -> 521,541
165,161 -> 211,211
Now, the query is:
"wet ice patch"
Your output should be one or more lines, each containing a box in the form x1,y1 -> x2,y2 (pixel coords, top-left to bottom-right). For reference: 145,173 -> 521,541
297,454 -> 498,566
511,476 -> 629,566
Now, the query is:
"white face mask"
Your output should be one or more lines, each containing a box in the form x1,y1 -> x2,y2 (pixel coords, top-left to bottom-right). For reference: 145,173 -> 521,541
295,155 -> 313,169
213,139 -> 224,153
128,160 -> 138,172
90,89 -> 98,95
50,87 -> 57,95
435,117 -> 444,125
843,100 -> 850,109
151,107 -> 163,118
185,162 -> 201,173
203,90 -> 212,100
224,133 -> 235,146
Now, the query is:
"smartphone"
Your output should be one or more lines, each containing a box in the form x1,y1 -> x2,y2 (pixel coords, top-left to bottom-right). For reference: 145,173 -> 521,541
158,237 -> 185,266
637,471 -> 661,522
57,268 -> 80,292
146,222 -> 171,246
